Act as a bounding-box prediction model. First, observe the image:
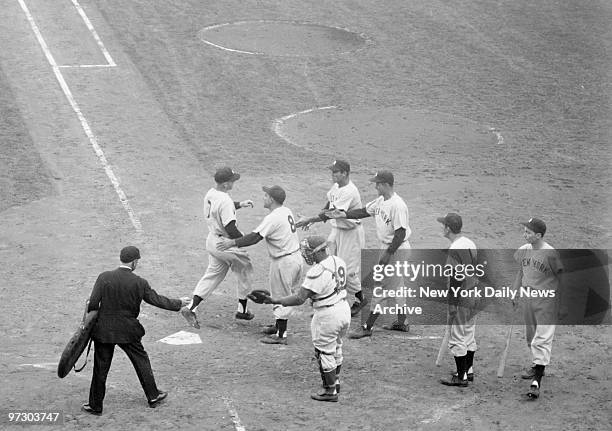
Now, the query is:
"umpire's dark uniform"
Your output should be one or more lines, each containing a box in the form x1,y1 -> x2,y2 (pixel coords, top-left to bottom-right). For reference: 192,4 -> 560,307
86,246 -> 181,413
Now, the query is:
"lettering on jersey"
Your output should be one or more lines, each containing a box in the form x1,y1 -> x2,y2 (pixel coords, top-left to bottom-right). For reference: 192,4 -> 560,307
371,207 -> 392,225
521,257 -> 550,275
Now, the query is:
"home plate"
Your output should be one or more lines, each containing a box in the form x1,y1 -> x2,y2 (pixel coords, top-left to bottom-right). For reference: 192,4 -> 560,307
158,331 -> 202,345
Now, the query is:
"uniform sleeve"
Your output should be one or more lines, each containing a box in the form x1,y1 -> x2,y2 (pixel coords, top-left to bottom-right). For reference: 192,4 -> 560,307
254,214 -> 275,238
219,196 -> 237,227
302,266 -> 324,295
142,279 -> 182,311
514,246 -> 526,263
365,198 -> 378,216
391,202 -> 408,230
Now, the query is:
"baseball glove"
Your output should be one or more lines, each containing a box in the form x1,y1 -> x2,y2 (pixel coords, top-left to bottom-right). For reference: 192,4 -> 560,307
247,289 -> 271,304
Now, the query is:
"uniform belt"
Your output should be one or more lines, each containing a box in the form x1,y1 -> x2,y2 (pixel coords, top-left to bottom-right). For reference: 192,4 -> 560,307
271,249 -> 300,259
317,298 -> 346,308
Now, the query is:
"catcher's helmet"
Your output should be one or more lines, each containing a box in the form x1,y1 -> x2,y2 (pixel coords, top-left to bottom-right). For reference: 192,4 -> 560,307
300,235 -> 328,265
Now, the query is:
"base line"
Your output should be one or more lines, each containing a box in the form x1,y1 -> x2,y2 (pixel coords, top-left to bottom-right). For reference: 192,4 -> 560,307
17,0 -> 142,233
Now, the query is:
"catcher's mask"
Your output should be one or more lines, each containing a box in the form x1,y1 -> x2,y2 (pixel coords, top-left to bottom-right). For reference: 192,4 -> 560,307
300,236 -> 328,265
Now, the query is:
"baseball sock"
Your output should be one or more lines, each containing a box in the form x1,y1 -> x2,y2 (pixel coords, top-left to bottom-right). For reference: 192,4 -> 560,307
533,365 -> 545,386
364,312 -> 379,330
466,350 -> 475,374
336,365 -> 341,375
189,295 -> 203,311
454,355 -> 468,380
238,298 -> 248,313
276,319 -> 287,338
355,291 -> 364,302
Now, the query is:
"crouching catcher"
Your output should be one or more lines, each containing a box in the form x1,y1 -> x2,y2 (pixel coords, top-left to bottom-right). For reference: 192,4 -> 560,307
251,235 -> 350,402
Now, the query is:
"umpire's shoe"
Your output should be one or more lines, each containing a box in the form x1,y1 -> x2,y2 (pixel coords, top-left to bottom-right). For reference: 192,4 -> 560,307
148,391 -> 168,408
180,307 -> 200,329
311,389 -> 338,402
81,404 -> 102,416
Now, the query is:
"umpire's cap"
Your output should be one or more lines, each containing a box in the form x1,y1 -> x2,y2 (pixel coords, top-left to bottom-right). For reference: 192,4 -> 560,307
214,167 -> 241,183
120,246 -> 141,263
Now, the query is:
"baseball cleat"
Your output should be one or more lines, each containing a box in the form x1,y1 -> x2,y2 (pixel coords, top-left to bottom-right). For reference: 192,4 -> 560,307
350,298 -> 368,317
527,385 -> 540,399
348,326 -> 372,339
382,322 -> 409,332
453,372 -> 474,382
440,375 -> 469,387
262,324 -> 277,335
260,335 -> 288,345
235,311 -> 255,320
180,307 -> 200,329
311,390 -> 338,402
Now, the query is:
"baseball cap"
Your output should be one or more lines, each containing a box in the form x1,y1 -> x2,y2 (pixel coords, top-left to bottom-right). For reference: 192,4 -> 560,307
262,185 -> 286,204
214,167 -> 241,183
329,159 -> 350,173
369,170 -> 394,186
120,246 -> 141,263
437,213 -> 463,233
521,217 -> 546,235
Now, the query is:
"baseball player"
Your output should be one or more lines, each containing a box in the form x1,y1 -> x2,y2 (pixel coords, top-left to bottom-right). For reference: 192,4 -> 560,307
180,167 -> 255,329
327,170 -> 412,339
436,213 -> 479,387
295,159 -> 367,316
257,235 -> 351,402
218,185 -> 303,345
514,217 -> 564,399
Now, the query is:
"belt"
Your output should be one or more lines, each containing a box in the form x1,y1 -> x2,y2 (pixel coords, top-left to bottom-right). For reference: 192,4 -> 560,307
317,298 -> 346,308
271,249 -> 300,260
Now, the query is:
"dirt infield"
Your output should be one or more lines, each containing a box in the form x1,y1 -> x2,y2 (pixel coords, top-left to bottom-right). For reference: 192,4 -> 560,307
0,0 -> 610,430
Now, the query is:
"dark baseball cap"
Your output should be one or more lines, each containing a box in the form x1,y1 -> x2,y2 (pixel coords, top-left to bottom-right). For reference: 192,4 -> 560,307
120,246 -> 141,263
437,213 -> 463,234
521,217 -> 546,235
329,159 -> 350,173
306,235 -> 327,250
262,185 -> 286,204
369,170 -> 394,186
214,167 -> 241,183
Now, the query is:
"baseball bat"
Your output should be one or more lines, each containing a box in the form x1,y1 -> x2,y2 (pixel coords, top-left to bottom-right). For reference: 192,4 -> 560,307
497,324 -> 513,378
435,325 -> 450,366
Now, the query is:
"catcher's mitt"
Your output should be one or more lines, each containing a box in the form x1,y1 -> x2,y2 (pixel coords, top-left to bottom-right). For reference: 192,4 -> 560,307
247,289 -> 271,304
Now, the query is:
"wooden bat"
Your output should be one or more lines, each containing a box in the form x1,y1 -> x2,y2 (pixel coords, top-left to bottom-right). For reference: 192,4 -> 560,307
497,324 -> 513,378
435,325 -> 450,366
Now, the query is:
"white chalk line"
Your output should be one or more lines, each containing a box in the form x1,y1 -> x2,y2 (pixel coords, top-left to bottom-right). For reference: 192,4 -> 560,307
58,64 -> 116,68
222,396 -> 247,431
198,20 -> 369,57
272,106 -> 337,148
69,0 -> 116,66
17,0 -> 142,233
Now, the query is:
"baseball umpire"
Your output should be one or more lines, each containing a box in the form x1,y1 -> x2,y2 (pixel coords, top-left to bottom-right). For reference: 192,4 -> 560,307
252,236 -> 351,402
82,246 -> 188,415
181,167 -> 255,329
295,159 -> 367,316
218,185 -> 303,344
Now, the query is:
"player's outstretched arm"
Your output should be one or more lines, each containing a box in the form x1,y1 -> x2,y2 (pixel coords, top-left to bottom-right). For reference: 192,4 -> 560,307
217,232 -> 263,250
268,287 -> 315,307
326,207 -> 370,220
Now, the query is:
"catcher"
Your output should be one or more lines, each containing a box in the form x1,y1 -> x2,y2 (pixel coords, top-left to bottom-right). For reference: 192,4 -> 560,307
249,236 -> 351,402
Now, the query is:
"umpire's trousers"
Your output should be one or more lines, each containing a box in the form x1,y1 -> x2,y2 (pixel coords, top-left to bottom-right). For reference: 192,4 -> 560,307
89,340 -> 159,410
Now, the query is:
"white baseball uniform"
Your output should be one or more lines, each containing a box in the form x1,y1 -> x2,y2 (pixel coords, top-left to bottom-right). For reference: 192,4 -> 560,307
326,181 -> 365,297
254,206 -> 303,321
447,236 -> 478,357
304,255 -> 351,372
192,188 -> 253,303
515,243 -> 563,366
365,193 -> 411,311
